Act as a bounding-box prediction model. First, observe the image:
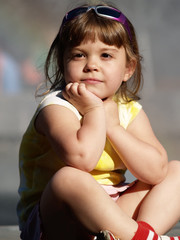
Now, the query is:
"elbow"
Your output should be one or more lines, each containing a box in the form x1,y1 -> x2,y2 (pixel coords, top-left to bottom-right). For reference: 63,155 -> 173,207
75,154 -> 95,172
79,164 -> 95,173
153,163 -> 168,185
159,149 -> 168,182
65,151 -> 97,172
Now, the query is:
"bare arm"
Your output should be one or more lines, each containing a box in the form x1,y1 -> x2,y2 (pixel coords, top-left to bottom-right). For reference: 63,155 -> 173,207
103,98 -> 168,185
35,83 -> 106,172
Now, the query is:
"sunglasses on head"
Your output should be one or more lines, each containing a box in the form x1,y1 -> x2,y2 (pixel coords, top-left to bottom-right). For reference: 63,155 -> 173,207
61,6 -> 132,41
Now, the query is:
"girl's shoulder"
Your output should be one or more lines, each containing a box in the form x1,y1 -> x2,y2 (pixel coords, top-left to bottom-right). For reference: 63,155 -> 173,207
118,100 -> 142,129
36,90 -> 82,120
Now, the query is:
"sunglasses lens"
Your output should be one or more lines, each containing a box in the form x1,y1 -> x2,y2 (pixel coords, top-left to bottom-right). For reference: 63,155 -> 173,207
62,6 -> 131,40
66,7 -> 87,20
97,7 -> 121,19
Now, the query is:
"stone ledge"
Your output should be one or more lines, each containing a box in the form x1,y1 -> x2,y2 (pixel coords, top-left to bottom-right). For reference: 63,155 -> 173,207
0,226 -> 20,240
0,224 -> 179,239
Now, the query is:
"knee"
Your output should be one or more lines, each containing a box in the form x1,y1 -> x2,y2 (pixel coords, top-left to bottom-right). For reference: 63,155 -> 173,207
50,166 -> 92,197
51,166 -> 80,189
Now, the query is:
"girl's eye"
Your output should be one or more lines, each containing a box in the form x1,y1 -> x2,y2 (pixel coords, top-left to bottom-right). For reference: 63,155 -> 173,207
101,53 -> 112,58
72,53 -> 85,59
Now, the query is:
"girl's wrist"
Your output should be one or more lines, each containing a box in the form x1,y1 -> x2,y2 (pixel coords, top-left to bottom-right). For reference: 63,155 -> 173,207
82,103 -> 104,116
106,124 -> 123,139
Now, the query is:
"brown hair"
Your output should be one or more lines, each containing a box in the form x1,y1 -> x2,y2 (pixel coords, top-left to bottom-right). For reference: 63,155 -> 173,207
42,3 -> 143,102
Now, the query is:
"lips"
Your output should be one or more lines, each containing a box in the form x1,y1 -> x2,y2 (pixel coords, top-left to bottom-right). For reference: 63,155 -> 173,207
81,78 -> 103,84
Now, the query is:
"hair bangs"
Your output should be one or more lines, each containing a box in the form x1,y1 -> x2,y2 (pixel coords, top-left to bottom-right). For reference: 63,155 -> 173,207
63,11 -> 126,49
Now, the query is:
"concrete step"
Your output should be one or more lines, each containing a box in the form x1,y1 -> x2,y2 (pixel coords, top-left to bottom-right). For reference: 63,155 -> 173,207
0,226 -> 20,240
0,223 -> 180,240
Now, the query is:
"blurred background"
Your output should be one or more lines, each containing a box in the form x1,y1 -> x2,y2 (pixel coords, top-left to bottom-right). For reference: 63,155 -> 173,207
0,0 -> 180,227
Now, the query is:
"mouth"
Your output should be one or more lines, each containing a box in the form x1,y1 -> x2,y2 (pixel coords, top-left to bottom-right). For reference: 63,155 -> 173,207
81,78 -> 103,84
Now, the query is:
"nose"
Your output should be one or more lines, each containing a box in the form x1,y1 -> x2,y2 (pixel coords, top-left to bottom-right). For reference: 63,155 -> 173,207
83,57 -> 99,72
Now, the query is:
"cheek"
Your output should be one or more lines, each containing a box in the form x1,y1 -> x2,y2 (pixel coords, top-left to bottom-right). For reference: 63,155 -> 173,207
64,63 -> 81,84
64,65 -> 75,84
108,70 -> 124,88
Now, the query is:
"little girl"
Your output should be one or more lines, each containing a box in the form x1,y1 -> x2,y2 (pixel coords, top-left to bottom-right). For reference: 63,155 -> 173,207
17,3 -> 180,240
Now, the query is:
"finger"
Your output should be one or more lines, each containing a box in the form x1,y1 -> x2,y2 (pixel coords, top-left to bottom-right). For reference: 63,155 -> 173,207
67,82 -> 79,96
64,83 -> 76,99
62,83 -> 72,100
65,82 -> 73,92
77,83 -> 86,95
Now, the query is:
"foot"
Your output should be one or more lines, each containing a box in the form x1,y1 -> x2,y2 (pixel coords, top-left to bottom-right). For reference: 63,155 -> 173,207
94,230 -> 119,240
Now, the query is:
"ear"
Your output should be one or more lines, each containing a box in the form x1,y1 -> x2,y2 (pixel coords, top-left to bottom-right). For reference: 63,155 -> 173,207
124,60 -> 136,82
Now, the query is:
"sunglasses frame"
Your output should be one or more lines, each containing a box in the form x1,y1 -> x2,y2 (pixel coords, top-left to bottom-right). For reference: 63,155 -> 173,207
62,6 -> 132,41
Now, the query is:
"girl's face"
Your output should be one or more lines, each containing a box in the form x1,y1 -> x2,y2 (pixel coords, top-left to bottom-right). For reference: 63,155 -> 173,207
63,39 -> 135,99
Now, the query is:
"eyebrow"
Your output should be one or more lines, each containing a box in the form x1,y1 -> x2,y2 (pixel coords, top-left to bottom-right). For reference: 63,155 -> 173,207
100,47 -> 119,52
72,46 -> 120,53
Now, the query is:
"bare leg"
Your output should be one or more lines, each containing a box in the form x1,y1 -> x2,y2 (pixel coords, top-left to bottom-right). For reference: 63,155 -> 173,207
138,160 -> 180,234
116,181 -> 152,220
40,166 -> 138,240
117,160 -> 180,234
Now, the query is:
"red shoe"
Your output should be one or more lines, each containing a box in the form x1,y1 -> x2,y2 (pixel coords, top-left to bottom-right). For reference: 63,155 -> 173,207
94,230 -> 119,240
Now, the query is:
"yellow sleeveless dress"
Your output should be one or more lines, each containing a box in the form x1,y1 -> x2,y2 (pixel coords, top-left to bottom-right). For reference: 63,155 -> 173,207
17,90 -> 142,229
